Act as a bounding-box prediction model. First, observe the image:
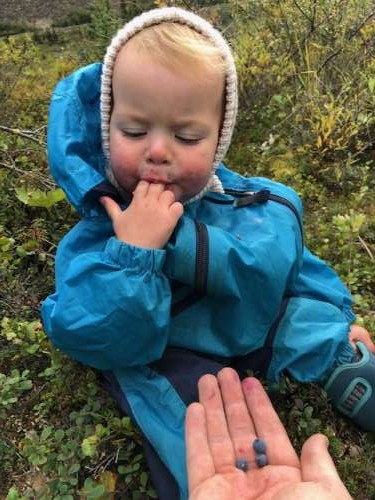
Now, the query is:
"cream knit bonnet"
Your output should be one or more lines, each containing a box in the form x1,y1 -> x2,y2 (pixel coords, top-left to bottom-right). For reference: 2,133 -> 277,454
101,7 -> 238,203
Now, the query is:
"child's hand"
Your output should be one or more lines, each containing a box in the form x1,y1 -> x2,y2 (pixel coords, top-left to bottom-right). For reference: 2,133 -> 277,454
100,181 -> 184,249
349,324 -> 375,354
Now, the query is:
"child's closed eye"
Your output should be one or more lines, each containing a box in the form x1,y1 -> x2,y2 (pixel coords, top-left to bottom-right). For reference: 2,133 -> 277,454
122,129 -> 146,138
175,135 -> 201,145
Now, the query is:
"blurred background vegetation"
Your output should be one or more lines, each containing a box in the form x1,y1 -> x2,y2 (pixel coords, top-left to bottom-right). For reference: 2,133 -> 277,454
0,0 -> 374,498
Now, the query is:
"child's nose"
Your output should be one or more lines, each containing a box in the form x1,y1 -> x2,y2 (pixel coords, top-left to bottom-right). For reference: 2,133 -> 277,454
146,134 -> 171,165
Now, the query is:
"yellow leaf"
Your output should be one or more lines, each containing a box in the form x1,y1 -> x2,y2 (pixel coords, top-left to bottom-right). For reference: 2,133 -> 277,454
97,471 -> 117,499
79,472 -> 117,500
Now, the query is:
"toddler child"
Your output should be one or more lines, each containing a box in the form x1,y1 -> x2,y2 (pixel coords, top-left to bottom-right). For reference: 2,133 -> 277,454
42,7 -> 375,499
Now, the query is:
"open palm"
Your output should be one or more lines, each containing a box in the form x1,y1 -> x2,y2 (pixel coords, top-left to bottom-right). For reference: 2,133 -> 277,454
185,368 -> 351,500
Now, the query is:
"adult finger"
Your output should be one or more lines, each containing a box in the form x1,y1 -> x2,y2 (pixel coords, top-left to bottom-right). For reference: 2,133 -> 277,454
217,368 -> 255,461
349,325 -> 375,353
185,402 -> 216,493
242,377 -> 299,468
198,374 -> 236,471
301,434 -> 352,498
363,337 -> 375,354
100,196 -> 121,221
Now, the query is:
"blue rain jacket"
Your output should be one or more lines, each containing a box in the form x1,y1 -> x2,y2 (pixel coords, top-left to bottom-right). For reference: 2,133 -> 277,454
41,63 -> 356,498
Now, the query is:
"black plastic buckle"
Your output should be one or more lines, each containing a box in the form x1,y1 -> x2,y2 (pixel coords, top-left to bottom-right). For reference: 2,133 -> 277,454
233,189 -> 271,208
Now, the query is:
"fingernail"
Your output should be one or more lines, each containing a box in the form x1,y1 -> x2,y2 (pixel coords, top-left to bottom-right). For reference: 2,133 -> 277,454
242,377 -> 257,392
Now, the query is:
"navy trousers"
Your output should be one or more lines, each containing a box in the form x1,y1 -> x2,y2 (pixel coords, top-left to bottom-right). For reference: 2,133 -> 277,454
100,345 -> 271,499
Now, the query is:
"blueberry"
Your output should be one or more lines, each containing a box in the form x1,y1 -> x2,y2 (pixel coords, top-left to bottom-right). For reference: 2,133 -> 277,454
252,438 -> 267,454
255,453 -> 268,467
235,458 -> 249,472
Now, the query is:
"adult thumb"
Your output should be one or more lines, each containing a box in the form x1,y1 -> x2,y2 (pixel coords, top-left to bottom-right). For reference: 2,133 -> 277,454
300,434 -> 352,499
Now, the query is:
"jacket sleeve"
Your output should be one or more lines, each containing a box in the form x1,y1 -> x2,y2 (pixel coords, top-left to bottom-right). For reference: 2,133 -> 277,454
291,247 -> 355,321
41,218 -> 172,370
266,249 -> 355,383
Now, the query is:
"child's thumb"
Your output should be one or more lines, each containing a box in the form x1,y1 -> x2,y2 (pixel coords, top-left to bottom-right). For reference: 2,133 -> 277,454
99,196 -> 121,220
300,434 -> 352,498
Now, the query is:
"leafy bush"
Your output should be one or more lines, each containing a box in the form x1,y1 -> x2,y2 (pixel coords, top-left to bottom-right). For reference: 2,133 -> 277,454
52,9 -> 92,28
85,0 -> 122,60
0,21 -> 34,36
228,0 -> 375,195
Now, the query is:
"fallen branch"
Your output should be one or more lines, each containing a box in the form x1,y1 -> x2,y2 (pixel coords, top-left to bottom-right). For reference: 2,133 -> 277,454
358,235 -> 374,260
0,125 -> 46,147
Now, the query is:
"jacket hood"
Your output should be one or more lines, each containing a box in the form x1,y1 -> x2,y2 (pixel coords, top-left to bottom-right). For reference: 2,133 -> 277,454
48,63 -> 110,216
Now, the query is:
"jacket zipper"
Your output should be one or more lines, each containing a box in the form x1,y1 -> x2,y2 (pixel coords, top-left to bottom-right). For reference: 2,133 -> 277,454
269,193 -> 303,241
194,221 -> 209,294
170,222 -> 208,316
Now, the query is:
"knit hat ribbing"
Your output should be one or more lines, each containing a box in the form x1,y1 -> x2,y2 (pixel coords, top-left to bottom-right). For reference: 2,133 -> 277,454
101,7 -> 238,203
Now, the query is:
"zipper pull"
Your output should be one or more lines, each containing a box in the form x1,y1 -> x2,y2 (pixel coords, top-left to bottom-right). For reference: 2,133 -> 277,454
234,189 -> 271,208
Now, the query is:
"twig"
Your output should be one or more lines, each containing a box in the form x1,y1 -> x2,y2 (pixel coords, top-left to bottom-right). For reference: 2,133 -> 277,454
317,49 -> 341,73
0,437 -> 24,460
358,235 -> 374,260
0,156 -> 55,190
318,10 -> 375,73
347,10 -> 375,41
0,161 -> 26,177
0,299 -> 17,314
292,0 -> 313,23
86,451 -> 116,475
0,125 -> 46,147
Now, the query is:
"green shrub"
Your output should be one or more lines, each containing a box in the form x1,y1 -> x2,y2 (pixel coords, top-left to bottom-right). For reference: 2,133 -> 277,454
228,0 -> 375,194
0,21 -> 33,36
52,9 -> 92,28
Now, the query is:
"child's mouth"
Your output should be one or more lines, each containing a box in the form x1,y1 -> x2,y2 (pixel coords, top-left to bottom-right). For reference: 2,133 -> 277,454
141,177 -> 172,187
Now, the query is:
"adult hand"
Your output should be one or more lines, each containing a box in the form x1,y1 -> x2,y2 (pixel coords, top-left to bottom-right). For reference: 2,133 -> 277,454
186,368 -> 352,500
349,324 -> 375,353
100,180 -> 183,248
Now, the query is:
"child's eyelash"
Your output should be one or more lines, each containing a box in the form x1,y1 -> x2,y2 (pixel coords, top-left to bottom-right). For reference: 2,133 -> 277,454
176,136 -> 200,145
122,130 -> 146,138
121,130 -> 201,144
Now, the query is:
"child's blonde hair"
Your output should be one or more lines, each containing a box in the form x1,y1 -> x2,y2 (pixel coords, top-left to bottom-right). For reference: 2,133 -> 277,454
126,22 -> 227,78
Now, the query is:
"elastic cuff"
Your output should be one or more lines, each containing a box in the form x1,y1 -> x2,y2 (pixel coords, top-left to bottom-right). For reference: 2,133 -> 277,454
105,236 -> 166,272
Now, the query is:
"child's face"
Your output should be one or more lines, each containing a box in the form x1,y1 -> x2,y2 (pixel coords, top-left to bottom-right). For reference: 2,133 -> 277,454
109,44 -> 224,202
